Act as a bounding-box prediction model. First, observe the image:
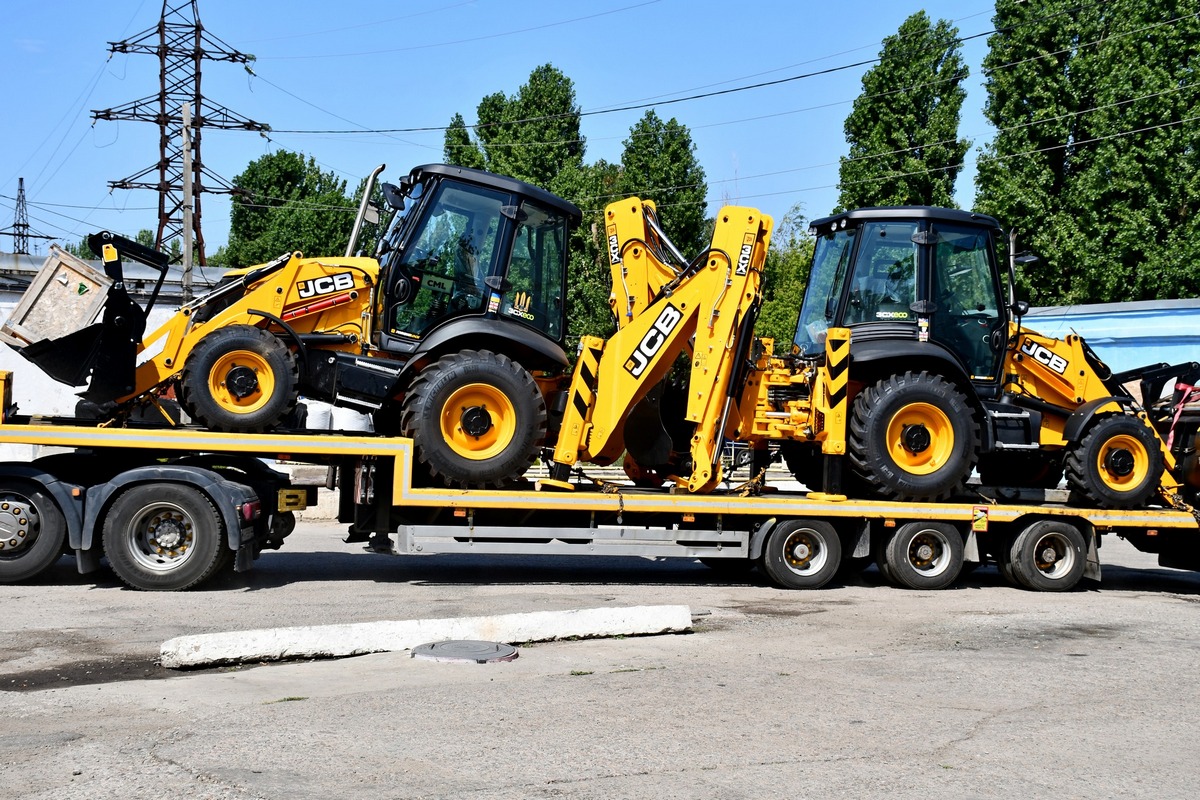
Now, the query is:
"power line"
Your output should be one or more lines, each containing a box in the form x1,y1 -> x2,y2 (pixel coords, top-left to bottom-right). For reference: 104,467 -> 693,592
258,0 -> 663,60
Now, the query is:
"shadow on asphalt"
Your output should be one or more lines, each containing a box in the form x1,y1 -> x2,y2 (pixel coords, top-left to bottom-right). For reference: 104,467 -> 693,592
17,549 -> 1200,596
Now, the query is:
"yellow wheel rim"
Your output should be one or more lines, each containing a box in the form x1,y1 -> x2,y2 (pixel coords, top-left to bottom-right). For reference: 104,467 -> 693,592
1096,433 -> 1151,490
886,402 -> 955,476
208,350 -> 275,414
441,383 -> 516,459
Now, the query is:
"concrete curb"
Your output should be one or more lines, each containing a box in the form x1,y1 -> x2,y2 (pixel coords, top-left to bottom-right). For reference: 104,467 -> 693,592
160,605 -> 694,669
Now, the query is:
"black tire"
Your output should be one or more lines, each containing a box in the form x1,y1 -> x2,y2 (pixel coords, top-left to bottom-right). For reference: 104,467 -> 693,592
849,371 -> 979,501
760,519 -> 842,589
1008,520 -> 1087,592
0,480 -> 67,582
882,521 -> 964,590
179,325 -> 298,432
780,440 -> 824,491
977,452 -> 1064,490
1065,415 -> 1164,508
400,350 -> 547,488
102,484 -> 229,591
875,541 -> 895,585
992,533 -> 1022,587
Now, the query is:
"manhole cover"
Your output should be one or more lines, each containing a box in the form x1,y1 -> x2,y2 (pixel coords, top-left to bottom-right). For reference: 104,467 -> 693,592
411,640 -> 519,664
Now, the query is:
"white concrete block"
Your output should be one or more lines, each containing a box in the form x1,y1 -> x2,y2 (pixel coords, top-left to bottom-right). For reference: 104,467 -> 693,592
160,605 -> 693,669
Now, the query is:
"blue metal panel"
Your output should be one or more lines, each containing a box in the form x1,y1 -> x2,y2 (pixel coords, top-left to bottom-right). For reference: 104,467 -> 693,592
1024,299 -> 1200,374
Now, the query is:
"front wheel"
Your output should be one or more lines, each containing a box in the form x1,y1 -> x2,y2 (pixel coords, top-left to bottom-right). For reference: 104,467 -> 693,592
760,519 -> 842,589
102,484 -> 229,591
0,480 -> 67,582
179,325 -> 298,432
400,350 -> 547,488
1065,415 -> 1164,508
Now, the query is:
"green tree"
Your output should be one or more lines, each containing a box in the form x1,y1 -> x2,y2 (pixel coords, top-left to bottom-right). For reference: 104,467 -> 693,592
976,1 -> 1200,305
837,11 -> 970,211
443,64 -> 585,196
616,110 -> 708,253
757,204 -> 814,347
225,150 -> 356,267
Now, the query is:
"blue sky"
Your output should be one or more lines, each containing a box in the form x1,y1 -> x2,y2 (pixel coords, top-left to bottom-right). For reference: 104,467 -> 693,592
1,0 -> 997,260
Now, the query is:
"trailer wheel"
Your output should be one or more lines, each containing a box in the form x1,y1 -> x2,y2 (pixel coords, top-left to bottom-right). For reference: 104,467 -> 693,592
760,519 -> 842,589
180,325 -> 298,432
1065,415 -> 1163,508
849,372 -> 978,501
0,480 -> 67,583
1007,520 -> 1087,592
401,350 -> 547,488
882,522 -> 964,590
102,484 -> 229,591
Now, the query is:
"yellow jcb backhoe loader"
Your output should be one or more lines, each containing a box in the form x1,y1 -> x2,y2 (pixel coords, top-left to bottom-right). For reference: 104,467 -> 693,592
545,200 -> 1200,516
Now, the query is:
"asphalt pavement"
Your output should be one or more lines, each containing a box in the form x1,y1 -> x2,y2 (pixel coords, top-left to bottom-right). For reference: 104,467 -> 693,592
2,522 -> 1199,799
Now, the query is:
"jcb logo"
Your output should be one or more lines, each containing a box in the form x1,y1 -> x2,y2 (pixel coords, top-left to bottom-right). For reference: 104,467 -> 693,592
297,272 -> 354,299
508,291 -> 535,321
1019,338 -> 1068,375
736,242 -> 754,276
624,303 -> 683,378
607,226 -> 622,265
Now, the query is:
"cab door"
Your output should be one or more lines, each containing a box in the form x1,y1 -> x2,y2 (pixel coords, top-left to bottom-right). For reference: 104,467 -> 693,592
928,223 -> 1005,383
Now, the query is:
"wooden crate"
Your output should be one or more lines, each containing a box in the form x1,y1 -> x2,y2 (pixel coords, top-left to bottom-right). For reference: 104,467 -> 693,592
0,245 -> 111,347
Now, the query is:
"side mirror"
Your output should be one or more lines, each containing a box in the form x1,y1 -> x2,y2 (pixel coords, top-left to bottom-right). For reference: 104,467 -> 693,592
1010,299 -> 1029,317
381,183 -> 406,211
1013,253 -> 1040,267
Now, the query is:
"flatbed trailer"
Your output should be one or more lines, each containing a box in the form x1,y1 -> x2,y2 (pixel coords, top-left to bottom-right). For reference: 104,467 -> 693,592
2,381 -> 1199,592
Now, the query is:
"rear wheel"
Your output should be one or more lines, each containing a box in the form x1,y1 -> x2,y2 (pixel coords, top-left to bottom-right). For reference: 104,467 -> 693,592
1008,520 -> 1087,591
179,325 -> 298,432
0,480 -> 67,582
882,522 -> 964,590
401,350 -> 547,488
849,372 -> 978,501
1065,415 -> 1163,508
760,519 -> 842,589
102,484 -> 229,591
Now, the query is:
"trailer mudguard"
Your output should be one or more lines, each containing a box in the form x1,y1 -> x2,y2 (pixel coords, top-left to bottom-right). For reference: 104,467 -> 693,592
81,465 -> 259,559
0,461 -> 85,546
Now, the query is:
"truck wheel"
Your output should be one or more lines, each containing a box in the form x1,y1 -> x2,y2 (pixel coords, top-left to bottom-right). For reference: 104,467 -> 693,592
849,372 -> 978,501
1007,520 -> 1087,592
882,522 -> 964,590
179,325 -> 298,432
102,484 -> 229,591
760,519 -> 842,589
0,480 -> 67,582
1065,415 -> 1163,508
401,350 -> 547,488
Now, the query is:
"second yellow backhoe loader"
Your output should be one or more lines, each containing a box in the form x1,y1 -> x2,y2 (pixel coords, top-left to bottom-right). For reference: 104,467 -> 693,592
544,200 -> 1200,516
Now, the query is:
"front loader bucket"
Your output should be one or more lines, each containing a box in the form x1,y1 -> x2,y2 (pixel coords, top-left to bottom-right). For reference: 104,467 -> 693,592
1,243 -> 146,404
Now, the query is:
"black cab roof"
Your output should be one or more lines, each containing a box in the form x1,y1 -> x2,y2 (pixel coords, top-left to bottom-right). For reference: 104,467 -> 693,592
409,164 -> 582,224
809,206 -> 1002,235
